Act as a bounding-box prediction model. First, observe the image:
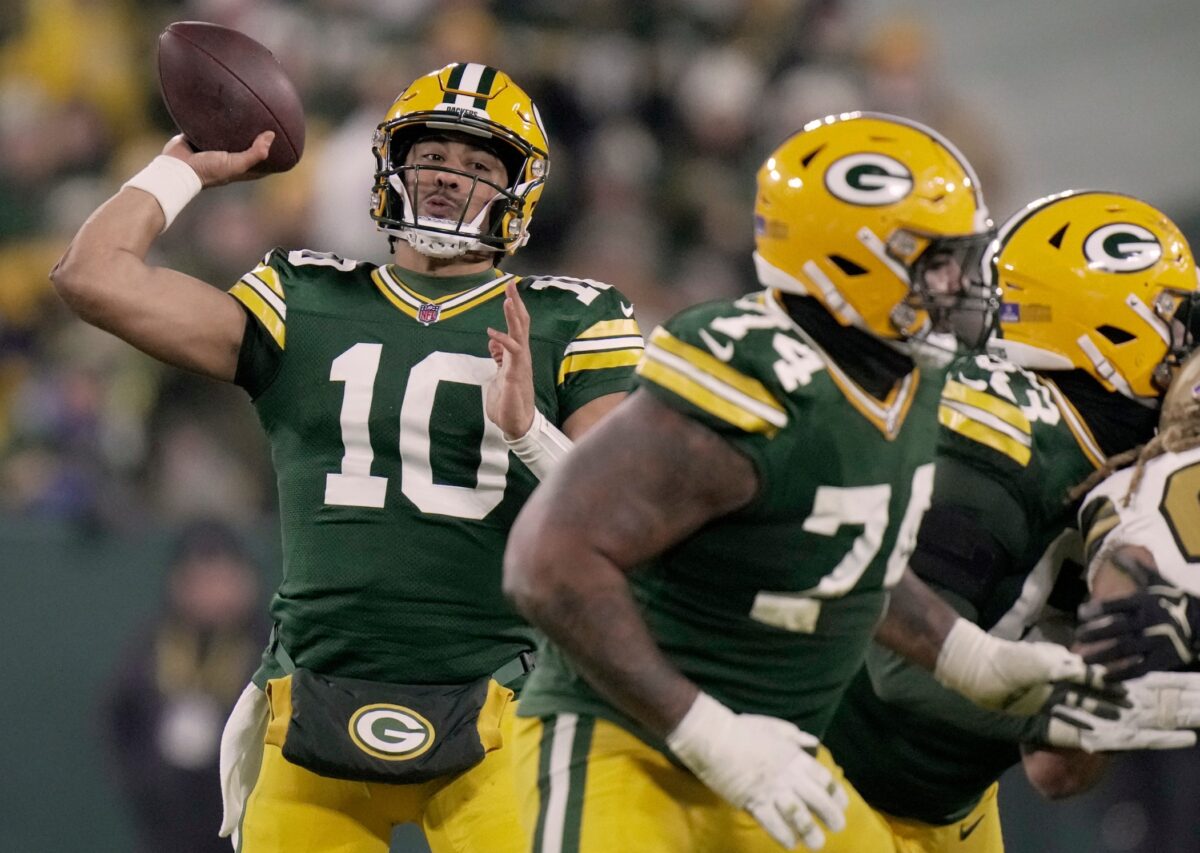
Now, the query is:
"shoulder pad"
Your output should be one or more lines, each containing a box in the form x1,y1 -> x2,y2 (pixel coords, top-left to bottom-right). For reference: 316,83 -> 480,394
639,295 -> 802,435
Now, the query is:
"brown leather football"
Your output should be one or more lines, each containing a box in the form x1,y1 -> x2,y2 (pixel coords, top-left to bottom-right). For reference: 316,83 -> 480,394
157,21 -> 305,173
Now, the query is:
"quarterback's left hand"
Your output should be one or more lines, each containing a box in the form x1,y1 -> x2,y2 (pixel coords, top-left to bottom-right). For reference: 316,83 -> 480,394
1026,680 -> 1197,752
1077,584 -> 1200,679
485,280 -> 536,440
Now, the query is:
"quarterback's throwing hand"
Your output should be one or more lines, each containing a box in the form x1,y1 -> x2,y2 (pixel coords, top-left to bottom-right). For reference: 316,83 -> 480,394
666,692 -> 848,850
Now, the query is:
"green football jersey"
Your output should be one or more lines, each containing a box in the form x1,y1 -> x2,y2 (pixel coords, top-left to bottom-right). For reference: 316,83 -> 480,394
518,290 -> 945,747
230,249 -> 642,687
824,353 -> 1112,824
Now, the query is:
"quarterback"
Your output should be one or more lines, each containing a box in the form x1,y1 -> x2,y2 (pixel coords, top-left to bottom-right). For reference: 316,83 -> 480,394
824,191 -> 1200,853
502,115 -> 1124,853
50,64 -> 642,852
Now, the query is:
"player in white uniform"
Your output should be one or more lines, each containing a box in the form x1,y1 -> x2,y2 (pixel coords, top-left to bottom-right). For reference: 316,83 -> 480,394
1078,349 -> 1200,677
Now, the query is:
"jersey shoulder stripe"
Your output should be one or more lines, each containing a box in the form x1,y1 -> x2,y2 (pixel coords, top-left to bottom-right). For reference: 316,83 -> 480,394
229,262 -> 287,349
938,378 -> 1033,466
1042,378 -> 1105,468
638,326 -> 787,435
1079,492 -> 1121,567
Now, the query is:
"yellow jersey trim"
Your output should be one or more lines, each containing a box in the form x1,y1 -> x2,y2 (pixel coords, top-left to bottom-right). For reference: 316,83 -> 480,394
577,319 -> 642,340
558,350 -> 644,384
638,358 -> 781,436
229,282 -> 286,349
942,380 -> 1032,436
938,405 -> 1032,466
1042,378 -> 1106,469
647,328 -> 784,413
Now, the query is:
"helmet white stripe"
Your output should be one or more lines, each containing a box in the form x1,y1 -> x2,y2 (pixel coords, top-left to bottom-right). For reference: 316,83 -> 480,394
453,63 -> 487,108
1125,293 -> 1172,345
1077,333 -> 1140,400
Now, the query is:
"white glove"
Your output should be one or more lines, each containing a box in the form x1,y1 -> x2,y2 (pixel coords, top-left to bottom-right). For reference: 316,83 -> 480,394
1028,681 -> 1197,752
666,692 -> 849,850
1124,671 -> 1200,730
935,618 -> 1105,714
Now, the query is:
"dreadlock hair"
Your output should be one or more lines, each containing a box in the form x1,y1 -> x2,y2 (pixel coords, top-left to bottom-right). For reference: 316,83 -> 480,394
1068,396 -> 1200,507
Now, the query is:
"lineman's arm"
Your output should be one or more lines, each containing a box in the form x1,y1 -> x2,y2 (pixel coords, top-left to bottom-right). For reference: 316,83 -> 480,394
49,133 -> 273,381
503,388 -> 754,734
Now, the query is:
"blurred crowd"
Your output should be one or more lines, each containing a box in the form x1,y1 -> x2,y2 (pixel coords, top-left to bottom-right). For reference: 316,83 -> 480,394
0,0 -> 1008,531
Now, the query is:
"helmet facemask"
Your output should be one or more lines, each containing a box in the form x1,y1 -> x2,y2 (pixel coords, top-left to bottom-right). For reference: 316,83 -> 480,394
372,122 -> 537,259
881,228 -> 999,353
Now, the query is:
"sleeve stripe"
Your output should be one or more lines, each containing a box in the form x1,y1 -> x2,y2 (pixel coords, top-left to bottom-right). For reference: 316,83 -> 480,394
564,336 -> 645,356
229,282 -> 286,349
942,380 -> 1030,435
248,264 -> 285,299
938,405 -> 1031,465
648,328 -> 784,414
638,358 -> 782,435
240,271 -> 287,318
1082,499 -> 1120,567
557,350 -> 643,384
577,319 -> 641,339
940,398 -> 1032,447
641,342 -> 787,428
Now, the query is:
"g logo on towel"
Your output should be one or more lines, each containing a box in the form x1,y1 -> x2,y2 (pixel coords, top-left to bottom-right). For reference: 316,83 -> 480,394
348,704 -> 436,760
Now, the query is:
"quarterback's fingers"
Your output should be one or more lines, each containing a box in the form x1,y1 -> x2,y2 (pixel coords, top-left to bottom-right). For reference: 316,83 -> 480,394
487,327 -> 520,356
503,281 -> 530,335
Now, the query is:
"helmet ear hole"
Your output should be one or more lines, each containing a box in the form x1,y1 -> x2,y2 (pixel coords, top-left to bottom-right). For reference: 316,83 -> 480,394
828,255 -> 868,276
1096,325 -> 1136,345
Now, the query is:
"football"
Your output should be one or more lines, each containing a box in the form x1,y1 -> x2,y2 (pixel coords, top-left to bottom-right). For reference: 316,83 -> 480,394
157,21 -> 305,173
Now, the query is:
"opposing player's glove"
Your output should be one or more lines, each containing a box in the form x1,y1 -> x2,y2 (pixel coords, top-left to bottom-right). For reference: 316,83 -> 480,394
934,618 -> 1106,714
666,691 -> 848,850
1077,585 -> 1200,679
1025,680 -> 1197,752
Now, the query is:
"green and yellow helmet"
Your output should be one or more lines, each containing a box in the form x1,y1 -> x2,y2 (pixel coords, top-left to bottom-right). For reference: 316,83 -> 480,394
371,63 -> 549,258
753,112 -> 996,349
985,190 -> 1200,401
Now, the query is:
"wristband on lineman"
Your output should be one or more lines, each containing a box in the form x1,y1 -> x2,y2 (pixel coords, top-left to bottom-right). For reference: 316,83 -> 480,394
933,618 -> 997,700
505,409 -> 572,480
121,155 -> 202,232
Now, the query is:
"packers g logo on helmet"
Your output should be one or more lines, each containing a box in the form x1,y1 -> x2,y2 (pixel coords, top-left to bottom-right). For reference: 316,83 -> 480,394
987,190 -> 1200,400
752,112 -> 995,349
348,704 -> 435,761
1083,223 -> 1162,273
824,153 -> 914,206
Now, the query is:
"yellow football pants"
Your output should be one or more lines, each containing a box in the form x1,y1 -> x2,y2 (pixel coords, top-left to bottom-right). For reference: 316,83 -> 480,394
513,712 -> 900,853
237,693 -> 528,853
882,783 -> 1003,853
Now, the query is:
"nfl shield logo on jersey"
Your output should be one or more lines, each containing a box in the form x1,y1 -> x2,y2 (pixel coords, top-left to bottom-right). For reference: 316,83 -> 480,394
417,302 -> 442,325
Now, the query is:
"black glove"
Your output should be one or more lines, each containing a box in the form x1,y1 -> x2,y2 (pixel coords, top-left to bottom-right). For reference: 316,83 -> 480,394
1077,584 -> 1200,679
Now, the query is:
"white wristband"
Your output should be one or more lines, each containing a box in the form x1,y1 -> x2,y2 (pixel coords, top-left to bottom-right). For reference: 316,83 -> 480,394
933,618 -> 988,695
505,409 -> 573,480
122,155 -> 202,232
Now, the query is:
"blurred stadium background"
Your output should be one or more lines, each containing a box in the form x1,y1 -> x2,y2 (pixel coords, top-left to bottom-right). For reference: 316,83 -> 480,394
2,0 -> 1199,850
